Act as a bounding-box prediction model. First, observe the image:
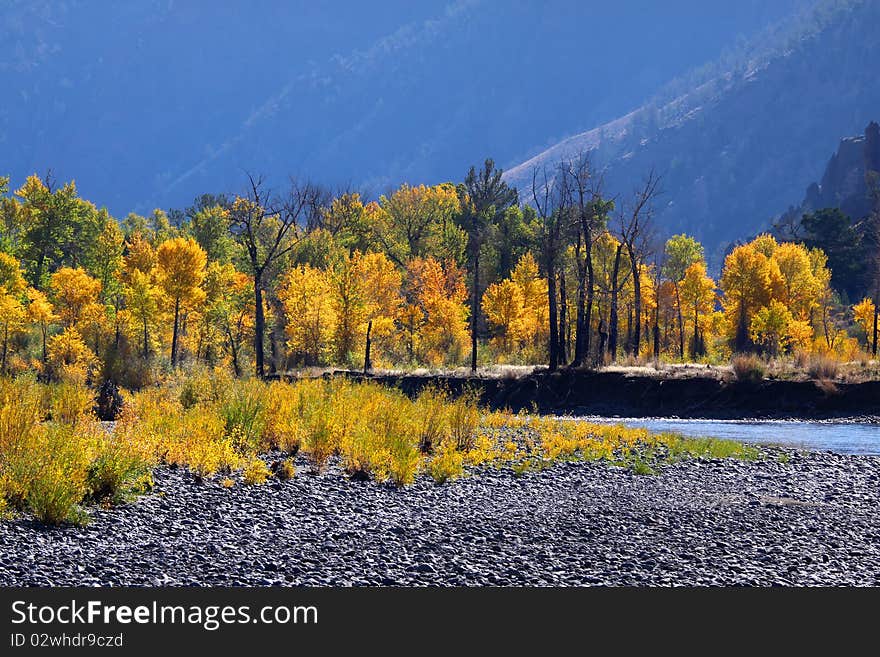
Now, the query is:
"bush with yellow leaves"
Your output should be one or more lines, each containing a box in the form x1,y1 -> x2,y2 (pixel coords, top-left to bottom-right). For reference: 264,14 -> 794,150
46,327 -> 100,384
243,458 -> 271,485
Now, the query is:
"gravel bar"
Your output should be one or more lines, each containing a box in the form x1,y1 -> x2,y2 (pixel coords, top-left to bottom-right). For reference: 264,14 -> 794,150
2,448 -> 879,586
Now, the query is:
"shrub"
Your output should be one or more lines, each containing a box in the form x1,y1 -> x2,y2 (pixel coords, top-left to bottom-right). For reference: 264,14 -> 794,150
86,435 -> 152,503
629,458 -> 656,476
24,424 -> 91,525
243,458 -> 271,485
815,378 -> 839,396
95,379 -> 124,421
272,458 -> 296,481
388,431 -> 420,487
176,365 -> 234,409
220,379 -> 268,453
302,406 -> 336,473
807,355 -> 839,381
263,382 -> 303,454
340,424 -> 386,480
731,354 -> 765,383
49,381 -> 96,425
414,386 -> 450,454
449,390 -> 480,451
46,327 -> 100,384
429,442 -> 464,483
178,409 -> 240,478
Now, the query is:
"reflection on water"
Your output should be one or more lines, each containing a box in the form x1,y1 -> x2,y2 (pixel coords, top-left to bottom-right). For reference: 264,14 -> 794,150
569,417 -> 880,455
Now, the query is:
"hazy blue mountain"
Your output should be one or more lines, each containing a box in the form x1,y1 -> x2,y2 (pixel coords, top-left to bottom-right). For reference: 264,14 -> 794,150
503,0 -> 880,264
2,0 -> 809,217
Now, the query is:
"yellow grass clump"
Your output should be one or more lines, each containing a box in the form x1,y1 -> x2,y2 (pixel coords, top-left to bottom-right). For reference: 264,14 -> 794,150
0,374 -> 760,526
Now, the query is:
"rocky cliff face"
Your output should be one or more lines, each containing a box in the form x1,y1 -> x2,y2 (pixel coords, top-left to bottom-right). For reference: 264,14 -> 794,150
785,120 -> 880,225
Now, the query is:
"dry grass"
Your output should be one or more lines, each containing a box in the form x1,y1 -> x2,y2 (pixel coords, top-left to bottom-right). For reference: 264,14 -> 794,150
806,355 -> 840,381
731,354 -> 765,383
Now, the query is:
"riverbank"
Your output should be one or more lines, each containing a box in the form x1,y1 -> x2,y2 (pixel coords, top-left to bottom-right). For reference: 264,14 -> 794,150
2,446 -> 878,586
332,369 -> 880,420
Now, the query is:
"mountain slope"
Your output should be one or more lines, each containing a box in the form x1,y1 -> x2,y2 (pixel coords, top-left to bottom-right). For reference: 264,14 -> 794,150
1,0 -> 809,216
503,0 -> 880,263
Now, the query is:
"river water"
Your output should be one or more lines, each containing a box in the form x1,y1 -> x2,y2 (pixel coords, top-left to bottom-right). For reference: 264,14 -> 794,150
572,417 -> 880,455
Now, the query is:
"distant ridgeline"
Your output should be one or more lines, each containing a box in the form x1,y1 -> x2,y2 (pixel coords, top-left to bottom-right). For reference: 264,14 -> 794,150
773,121 -> 880,301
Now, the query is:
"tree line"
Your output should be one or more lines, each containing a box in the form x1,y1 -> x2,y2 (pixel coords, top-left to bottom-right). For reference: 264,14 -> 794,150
0,156 -> 877,386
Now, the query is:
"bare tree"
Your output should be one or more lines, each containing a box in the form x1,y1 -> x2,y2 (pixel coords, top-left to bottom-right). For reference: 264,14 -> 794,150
532,162 -> 572,371
565,152 -> 613,367
617,170 -> 661,357
229,173 -> 318,377
607,240 -> 625,360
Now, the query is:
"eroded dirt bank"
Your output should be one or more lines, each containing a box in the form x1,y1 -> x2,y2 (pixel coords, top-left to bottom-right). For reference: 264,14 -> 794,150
334,370 -> 880,420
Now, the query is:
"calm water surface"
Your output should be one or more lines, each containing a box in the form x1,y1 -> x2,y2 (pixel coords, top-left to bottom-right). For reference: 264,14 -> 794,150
570,417 -> 880,455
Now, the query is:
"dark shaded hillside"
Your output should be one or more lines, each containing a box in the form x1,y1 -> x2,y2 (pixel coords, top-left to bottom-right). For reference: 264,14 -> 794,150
504,0 -> 880,265
1,0 -> 809,216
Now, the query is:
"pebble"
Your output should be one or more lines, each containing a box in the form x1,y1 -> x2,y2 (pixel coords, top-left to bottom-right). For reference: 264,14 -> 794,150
1,446 -> 879,586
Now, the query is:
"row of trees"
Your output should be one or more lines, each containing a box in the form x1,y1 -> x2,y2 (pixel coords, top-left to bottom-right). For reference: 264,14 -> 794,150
0,159 -> 876,385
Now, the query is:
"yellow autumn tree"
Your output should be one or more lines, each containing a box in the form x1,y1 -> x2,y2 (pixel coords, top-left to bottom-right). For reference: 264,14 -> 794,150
123,232 -> 158,281
773,242 -> 821,321
750,299 -> 794,356
0,292 -> 25,372
124,269 -> 161,359
853,297 -> 876,352
47,326 -> 99,384
279,265 -> 336,365
203,262 -> 253,376
406,257 -> 469,366
354,251 -> 402,369
155,237 -> 207,366
720,244 -> 773,351
378,184 -> 466,265
510,252 -> 549,352
0,253 -> 27,370
679,262 -> 717,358
26,288 -> 56,362
482,279 -> 526,355
49,267 -> 103,329
329,253 -> 368,365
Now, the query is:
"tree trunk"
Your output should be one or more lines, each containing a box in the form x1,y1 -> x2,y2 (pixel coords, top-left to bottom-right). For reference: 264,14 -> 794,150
547,260 -> 559,371
736,299 -> 749,353
558,269 -> 568,365
143,316 -> 149,359
652,299 -> 660,360
254,277 -> 265,377
573,251 -> 587,366
364,319 -> 373,373
585,255 -> 595,362
873,304 -> 878,357
41,325 -> 48,363
470,251 -> 479,373
598,318 -> 607,362
672,282 -> 685,358
630,256 -> 641,357
269,296 -> 286,375
228,327 -> 241,378
625,306 -> 633,355
170,297 -> 180,367
609,244 -> 622,361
